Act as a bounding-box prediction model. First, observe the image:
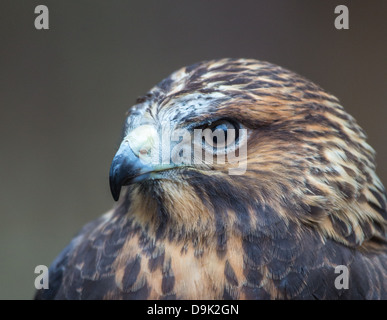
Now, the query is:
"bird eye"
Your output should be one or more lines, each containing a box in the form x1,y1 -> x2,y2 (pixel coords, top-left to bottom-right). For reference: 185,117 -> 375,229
202,119 -> 240,149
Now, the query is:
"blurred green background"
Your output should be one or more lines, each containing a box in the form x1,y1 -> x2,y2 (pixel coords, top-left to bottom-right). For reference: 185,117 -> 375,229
0,0 -> 386,299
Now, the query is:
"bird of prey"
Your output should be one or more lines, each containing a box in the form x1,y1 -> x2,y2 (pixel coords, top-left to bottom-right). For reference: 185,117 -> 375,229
35,58 -> 387,300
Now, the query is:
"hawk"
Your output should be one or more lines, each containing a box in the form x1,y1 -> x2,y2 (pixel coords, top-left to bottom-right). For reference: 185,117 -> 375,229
35,58 -> 387,300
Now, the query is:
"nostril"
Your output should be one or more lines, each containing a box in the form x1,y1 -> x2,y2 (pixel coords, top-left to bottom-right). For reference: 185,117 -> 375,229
139,149 -> 148,155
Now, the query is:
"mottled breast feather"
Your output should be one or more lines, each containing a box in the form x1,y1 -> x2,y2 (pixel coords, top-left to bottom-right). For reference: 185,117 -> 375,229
35,58 -> 387,300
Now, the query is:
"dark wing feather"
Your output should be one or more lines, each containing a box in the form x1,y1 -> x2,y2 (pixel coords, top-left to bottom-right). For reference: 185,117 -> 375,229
34,215 -> 110,300
34,239 -> 75,300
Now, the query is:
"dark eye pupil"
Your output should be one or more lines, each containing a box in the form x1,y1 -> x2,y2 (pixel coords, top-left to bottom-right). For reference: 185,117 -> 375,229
213,123 -> 229,132
212,123 -> 229,144
199,120 -> 240,149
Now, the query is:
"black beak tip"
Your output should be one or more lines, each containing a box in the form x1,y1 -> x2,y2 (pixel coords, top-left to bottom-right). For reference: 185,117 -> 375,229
110,179 -> 121,202
109,164 -> 121,201
109,142 -> 148,202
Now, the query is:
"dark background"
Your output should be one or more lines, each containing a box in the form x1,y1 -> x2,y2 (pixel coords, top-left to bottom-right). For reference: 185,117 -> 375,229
0,0 -> 386,299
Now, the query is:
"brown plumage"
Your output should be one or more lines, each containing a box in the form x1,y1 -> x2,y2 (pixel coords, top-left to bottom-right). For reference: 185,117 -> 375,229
35,58 -> 387,300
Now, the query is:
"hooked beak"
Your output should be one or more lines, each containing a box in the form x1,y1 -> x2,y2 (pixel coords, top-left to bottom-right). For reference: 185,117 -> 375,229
109,124 -> 177,201
109,140 -> 153,201
109,125 -> 157,201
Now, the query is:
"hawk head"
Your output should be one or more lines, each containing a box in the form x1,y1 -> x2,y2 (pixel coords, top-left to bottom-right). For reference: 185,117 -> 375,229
35,58 -> 387,300
109,58 -> 387,254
